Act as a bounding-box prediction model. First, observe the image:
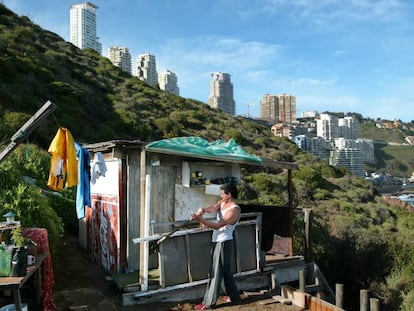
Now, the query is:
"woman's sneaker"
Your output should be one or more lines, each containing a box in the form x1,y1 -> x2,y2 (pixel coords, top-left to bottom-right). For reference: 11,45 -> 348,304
194,303 -> 209,310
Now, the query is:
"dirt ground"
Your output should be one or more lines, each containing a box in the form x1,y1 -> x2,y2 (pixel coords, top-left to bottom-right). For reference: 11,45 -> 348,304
51,235 -> 305,311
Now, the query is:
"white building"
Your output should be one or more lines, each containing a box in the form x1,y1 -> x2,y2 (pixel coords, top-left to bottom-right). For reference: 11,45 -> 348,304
330,138 -> 365,177
316,113 -> 339,141
317,114 -> 360,141
301,110 -> 319,119
158,70 -> 179,95
208,72 -> 235,115
70,2 -> 101,54
134,53 -> 158,86
358,138 -> 375,165
293,135 -> 330,161
295,113 -> 373,177
108,46 -> 131,75
338,116 -> 360,139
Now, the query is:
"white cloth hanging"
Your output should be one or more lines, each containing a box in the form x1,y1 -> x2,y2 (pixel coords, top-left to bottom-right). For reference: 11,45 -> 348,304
91,152 -> 107,184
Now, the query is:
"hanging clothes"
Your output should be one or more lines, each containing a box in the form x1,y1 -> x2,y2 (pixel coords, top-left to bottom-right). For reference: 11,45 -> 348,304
91,152 -> 107,184
47,127 -> 78,191
75,142 -> 91,219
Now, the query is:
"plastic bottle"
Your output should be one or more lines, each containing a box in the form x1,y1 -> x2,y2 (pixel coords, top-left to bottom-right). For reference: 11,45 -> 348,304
0,243 -> 11,276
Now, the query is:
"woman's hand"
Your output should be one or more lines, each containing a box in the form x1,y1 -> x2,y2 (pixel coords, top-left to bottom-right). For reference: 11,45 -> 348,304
191,211 -> 202,221
195,207 -> 204,216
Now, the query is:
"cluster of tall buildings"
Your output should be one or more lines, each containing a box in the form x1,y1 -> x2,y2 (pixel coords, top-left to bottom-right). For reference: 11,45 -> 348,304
69,3 -> 298,121
292,113 -> 375,177
68,3 -> 374,178
69,3 -> 179,96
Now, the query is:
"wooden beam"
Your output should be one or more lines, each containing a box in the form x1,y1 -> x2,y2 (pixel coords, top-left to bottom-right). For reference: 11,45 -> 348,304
0,100 -> 57,164
139,149 -> 148,289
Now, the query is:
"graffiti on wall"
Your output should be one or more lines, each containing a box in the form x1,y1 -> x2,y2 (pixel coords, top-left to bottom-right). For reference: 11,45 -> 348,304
87,194 -> 119,273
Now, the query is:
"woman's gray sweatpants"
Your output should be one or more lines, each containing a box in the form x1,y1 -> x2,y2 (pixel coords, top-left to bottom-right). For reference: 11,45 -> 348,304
202,240 -> 241,307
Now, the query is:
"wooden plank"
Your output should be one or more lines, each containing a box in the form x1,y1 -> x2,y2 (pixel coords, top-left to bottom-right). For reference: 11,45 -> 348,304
159,235 -> 189,287
306,283 -> 323,293
271,295 -> 292,304
149,164 -> 176,228
187,231 -> 211,281
308,296 -> 346,311
234,225 -> 257,272
258,298 -> 278,305
126,152 -> 141,272
139,149 -> 147,287
0,100 -> 56,164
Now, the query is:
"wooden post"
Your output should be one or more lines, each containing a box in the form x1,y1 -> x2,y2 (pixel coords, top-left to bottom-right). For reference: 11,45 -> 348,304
360,289 -> 369,311
370,298 -> 380,311
299,269 -> 306,292
139,149 -> 148,289
304,208 -> 313,262
336,283 -> 344,308
287,169 -> 294,256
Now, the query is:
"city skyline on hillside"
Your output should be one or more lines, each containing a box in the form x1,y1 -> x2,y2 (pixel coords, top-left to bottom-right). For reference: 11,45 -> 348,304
2,0 -> 414,122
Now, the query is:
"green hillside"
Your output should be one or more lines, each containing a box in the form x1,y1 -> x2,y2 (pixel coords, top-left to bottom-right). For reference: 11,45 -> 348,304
360,119 -> 410,144
360,119 -> 414,177
0,4 -> 279,159
2,4 -> 414,310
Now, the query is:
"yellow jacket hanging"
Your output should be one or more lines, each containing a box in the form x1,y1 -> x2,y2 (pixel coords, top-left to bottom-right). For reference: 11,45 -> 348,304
47,127 -> 78,191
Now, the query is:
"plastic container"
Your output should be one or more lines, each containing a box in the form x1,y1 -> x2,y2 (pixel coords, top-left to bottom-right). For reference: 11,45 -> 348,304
0,246 -> 11,277
0,304 -> 28,311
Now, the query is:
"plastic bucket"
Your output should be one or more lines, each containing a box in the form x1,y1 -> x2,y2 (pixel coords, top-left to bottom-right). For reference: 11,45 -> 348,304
0,304 -> 28,311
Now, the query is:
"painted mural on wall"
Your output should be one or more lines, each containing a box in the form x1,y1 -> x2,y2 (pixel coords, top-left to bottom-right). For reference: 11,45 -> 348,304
87,194 -> 119,273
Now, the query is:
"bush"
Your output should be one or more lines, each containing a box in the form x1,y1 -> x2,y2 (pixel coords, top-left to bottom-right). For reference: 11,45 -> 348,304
0,145 -> 66,258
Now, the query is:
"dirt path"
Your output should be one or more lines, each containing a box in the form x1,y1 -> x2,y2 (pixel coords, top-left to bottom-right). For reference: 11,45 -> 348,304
52,235 -> 305,311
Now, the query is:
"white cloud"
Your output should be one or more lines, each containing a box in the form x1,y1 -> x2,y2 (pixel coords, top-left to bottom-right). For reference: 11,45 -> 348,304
157,36 -> 281,70
292,77 -> 336,87
154,35 -> 284,103
259,0 -> 407,33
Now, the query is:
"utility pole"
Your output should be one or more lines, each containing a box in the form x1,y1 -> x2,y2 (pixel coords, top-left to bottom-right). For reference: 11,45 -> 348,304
247,103 -> 256,118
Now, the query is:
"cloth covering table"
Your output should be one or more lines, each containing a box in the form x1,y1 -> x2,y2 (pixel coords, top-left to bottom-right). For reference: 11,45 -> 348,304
22,228 -> 55,311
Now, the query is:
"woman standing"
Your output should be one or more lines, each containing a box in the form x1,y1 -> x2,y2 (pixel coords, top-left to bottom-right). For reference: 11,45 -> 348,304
191,183 -> 242,310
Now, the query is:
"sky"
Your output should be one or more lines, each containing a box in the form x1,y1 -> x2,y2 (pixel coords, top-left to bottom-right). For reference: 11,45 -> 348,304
2,0 -> 414,122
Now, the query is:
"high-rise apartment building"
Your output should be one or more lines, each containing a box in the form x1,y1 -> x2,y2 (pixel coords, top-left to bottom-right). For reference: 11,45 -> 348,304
317,113 -> 360,141
108,46 -> 132,75
208,72 -> 236,115
260,94 -> 296,123
293,135 -> 330,161
330,138 -> 365,177
134,53 -> 158,86
260,94 -> 278,121
278,94 -> 296,123
339,116 -> 360,140
158,70 -> 179,95
316,113 -> 339,141
70,2 -> 101,54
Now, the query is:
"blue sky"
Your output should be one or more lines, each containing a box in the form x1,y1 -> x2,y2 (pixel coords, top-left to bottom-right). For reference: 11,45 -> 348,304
3,0 -> 414,122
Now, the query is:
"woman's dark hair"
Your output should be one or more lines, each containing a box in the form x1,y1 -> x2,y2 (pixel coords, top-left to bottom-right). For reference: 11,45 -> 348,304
220,183 -> 238,199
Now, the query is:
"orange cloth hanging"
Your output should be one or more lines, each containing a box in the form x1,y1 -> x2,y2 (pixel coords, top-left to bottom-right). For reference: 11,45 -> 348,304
47,127 -> 78,191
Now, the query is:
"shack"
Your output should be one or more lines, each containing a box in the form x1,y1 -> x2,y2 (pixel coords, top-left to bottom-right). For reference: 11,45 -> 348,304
81,137 -> 311,306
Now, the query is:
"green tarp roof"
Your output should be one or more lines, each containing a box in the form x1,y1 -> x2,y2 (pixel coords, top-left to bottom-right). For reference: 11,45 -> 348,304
145,136 -> 263,164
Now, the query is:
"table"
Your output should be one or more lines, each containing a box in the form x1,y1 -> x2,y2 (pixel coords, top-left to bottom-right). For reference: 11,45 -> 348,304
0,253 -> 46,311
